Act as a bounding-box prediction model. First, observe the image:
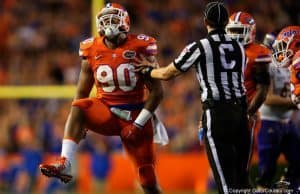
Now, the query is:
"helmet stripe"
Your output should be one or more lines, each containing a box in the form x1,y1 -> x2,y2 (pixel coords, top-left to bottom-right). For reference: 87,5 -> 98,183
234,11 -> 242,23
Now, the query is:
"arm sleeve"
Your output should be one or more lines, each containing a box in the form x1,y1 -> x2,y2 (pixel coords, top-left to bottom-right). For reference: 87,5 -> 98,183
144,42 -> 158,56
253,47 -> 272,85
136,34 -> 157,56
253,68 -> 271,85
173,42 -> 201,72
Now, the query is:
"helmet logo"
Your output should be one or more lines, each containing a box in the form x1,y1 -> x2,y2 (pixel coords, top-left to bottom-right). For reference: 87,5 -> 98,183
281,30 -> 300,38
122,50 -> 136,59
248,18 -> 255,25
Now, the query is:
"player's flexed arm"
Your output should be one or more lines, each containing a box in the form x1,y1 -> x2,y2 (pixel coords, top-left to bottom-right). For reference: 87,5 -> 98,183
271,26 -> 300,108
225,11 -> 271,118
143,56 -> 164,113
121,55 -> 164,141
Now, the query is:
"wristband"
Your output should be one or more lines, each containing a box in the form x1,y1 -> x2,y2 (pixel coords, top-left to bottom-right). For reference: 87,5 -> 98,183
134,108 -> 152,128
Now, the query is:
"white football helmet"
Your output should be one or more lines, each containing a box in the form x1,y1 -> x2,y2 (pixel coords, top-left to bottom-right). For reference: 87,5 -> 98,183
96,3 -> 130,38
272,26 -> 300,68
226,11 -> 256,45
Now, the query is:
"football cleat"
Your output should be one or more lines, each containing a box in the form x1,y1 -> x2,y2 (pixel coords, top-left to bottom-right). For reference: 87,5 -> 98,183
39,157 -> 72,183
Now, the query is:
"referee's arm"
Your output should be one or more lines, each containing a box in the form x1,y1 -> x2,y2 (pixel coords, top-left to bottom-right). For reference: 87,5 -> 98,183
135,42 -> 199,80
150,63 -> 181,80
134,56 -> 182,80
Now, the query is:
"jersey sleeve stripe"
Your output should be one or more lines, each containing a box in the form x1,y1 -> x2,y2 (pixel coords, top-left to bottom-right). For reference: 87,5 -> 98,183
174,42 -> 200,72
255,57 -> 272,62
146,44 -> 157,50
144,43 -> 158,56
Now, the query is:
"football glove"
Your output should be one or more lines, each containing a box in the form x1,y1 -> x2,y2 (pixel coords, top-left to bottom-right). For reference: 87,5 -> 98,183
121,123 -> 142,143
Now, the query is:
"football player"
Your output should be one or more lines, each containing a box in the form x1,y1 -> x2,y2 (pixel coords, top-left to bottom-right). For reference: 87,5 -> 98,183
272,26 -> 300,106
225,11 -> 271,169
39,3 -> 163,194
255,26 -> 300,189
267,25 -> 300,190
291,52 -> 300,108
226,11 -> 271,119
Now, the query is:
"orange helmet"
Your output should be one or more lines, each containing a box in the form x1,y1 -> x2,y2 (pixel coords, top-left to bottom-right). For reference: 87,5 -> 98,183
225,12 -> 256,45
272,25 -> 300,68
96,3 -> 130,38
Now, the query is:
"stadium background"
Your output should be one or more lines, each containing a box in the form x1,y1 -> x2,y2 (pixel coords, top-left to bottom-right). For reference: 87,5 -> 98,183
0,0 -> 299,193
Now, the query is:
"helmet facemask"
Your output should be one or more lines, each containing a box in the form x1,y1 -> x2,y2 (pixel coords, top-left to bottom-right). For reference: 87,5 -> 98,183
226,22 -> 254,45
97,8 -> 129,40
272,34 -> 295,68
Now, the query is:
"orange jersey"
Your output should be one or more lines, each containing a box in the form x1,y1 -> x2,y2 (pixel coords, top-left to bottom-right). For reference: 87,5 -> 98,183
290,50 -> 300,96
79,34 -> 157,106
244,43 -> 271,102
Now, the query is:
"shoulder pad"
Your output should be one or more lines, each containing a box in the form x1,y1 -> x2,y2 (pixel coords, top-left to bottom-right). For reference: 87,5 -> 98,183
254,43 -> 271,54
258,43 -> 270,50
80,37 -> 94,50
134,34 -> 157,55
79,37 -> 95,58
254,44 -> 271,63
135,34 -> 156,44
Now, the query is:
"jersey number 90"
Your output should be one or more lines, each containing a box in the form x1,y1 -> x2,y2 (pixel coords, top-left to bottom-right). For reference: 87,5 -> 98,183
96,63 -> 137,92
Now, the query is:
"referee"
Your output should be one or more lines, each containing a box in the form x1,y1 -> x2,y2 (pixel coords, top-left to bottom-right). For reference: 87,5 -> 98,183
135,2 -> 251,193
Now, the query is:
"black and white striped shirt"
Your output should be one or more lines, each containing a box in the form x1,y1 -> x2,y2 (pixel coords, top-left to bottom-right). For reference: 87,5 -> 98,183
173,29 -> 246,102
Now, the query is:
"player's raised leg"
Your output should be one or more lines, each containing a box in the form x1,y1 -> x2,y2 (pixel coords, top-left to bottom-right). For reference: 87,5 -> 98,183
39,105 -> 87,183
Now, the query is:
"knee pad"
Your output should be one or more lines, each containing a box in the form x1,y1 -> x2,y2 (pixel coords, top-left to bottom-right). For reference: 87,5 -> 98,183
138,164 -> 157,187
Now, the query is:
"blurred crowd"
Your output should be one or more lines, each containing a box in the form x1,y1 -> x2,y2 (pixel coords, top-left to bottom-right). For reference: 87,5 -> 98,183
0,0 -> 299,193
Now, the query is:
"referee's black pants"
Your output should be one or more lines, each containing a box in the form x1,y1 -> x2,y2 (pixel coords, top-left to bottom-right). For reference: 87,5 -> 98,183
202,99 -> 251,194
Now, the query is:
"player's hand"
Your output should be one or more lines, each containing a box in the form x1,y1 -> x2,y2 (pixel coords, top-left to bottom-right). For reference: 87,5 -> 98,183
121,123 -> 142,142
132,54 -> 158,73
